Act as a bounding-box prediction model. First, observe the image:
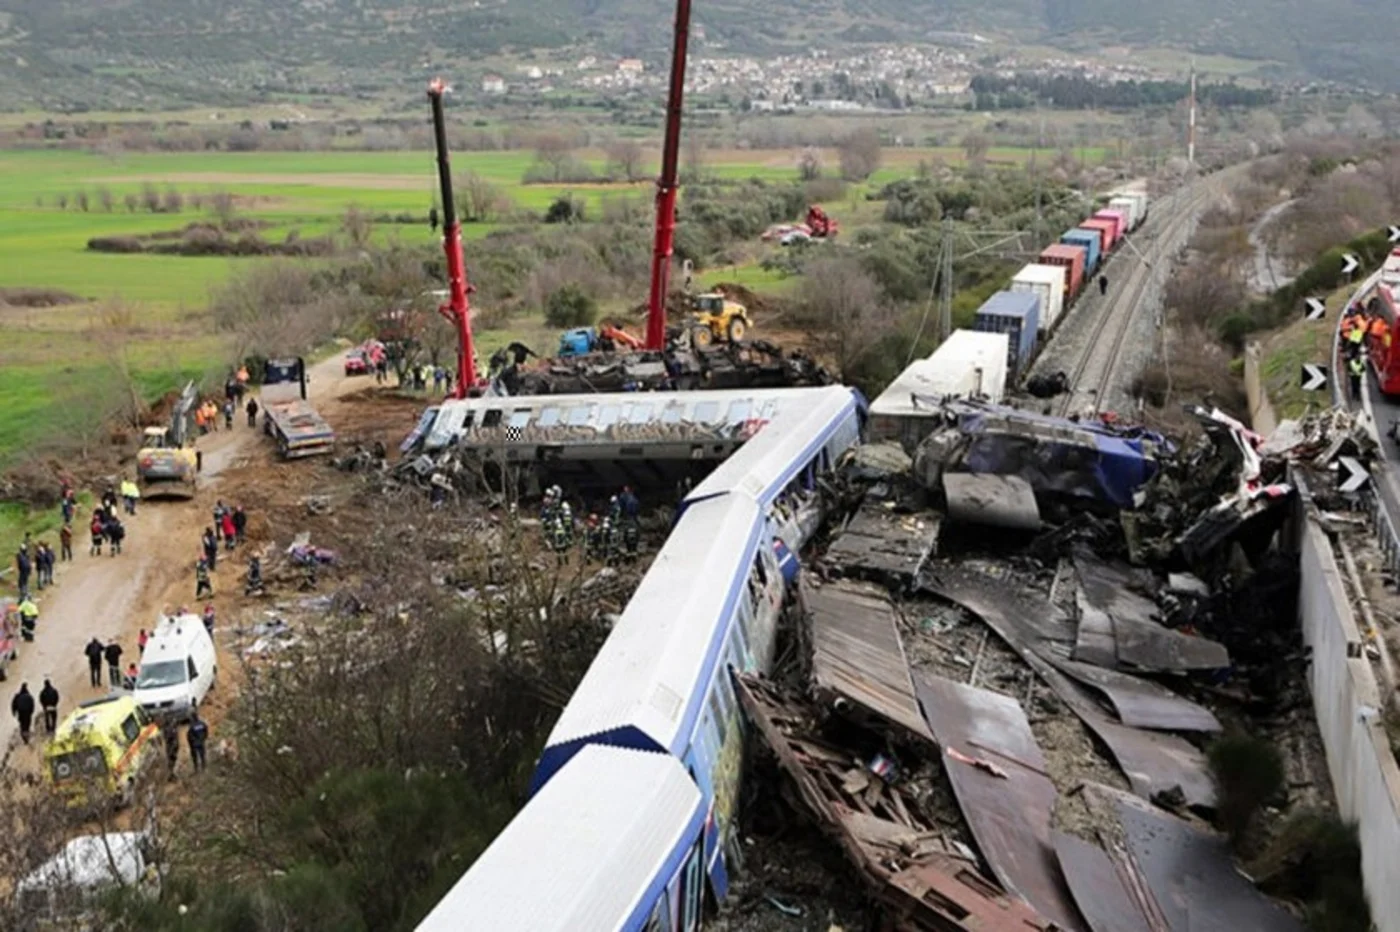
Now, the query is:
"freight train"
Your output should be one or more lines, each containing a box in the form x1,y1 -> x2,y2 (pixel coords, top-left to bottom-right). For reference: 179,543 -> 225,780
972,184 -> 1150,381
416,384 -> 864,932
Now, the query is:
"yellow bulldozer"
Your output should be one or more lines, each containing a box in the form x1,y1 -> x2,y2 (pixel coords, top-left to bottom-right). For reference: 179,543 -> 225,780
136,382 -> 199,500
688,293 -> 751,348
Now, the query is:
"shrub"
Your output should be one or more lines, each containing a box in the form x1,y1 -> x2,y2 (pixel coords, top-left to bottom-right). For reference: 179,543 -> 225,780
544,284 -> 598,328
544,195 -> 584,224
1207,733 -> 1285,847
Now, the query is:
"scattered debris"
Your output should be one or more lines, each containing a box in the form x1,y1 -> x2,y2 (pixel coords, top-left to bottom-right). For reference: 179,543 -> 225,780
735,675 -> 1057,931
823,497 -> 941,587
941,473 -> 1041,530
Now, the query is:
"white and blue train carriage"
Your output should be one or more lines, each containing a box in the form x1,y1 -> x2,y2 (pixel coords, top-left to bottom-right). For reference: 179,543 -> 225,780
416,385 -> 866,931
417,744 -> 708,932
530,491 -> 781,901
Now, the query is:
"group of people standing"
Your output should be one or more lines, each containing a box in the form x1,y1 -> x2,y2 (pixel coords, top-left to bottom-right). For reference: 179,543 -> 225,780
196,501 -> 247,598
9,679 -> 60,745
1342,307 -> 1388,400
89,486 -> 130,557
541,485 -> 642,565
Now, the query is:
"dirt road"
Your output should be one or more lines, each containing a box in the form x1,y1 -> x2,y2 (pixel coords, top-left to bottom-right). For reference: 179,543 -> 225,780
0,356 -> 361,766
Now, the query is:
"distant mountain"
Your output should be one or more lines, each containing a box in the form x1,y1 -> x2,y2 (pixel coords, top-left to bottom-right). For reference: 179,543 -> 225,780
0,0 -> 1396,111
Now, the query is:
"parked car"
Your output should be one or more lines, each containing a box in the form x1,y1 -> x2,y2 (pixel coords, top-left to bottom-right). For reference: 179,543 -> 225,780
14,831 -> 160,925
344,348 -> 370,376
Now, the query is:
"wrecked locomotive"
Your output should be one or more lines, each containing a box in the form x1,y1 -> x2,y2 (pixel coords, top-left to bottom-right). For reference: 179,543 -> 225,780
418,386 -> 863,932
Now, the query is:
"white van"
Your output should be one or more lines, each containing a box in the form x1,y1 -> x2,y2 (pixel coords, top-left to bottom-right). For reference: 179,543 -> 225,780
133,614 -> 216,722
15,831 -> 159,924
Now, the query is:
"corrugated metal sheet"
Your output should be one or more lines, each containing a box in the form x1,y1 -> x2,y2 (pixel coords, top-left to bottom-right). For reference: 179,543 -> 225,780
544,494 -> 761,755
914,675 -> 1086,931
806,579 -> 933,742
822,500 -> 941,582
685,386 -> 858,508
417,745 -> 702,932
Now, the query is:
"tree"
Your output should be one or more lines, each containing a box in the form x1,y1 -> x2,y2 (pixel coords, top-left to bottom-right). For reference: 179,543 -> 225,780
96,185 -> 114,213
681,134 -> 707,184
123,193 -> 138,213
962,131 -> 991,172
209,190 -> 237,227
544,284 -> 598,327
341,204 -> 374,251
839,127 -> 883,181
162,187 -> 184,213
798,147 -> 822,181
455,171 -> 509,222
795,255 -> 893,378
544,195 -> 584,224
605,139 -> 646,183
532,133 -> 573,182
141,182 -> 160,213
74,189 -> 90,212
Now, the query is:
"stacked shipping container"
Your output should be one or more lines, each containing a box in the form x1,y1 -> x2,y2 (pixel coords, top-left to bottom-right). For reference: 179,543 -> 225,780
973,290 -> 1040,377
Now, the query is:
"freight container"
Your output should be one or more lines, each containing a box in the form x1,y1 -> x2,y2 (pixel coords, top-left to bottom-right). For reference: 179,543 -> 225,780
1109,196 -> 1142,231
1038,244 -> 1086,299
1010,263 -> 1066,332
1061,229 -> 1101,273
1109,189 -> 1149,227
973,290 -> 1040,377
1093,210 -> 1127,244
1080,218 -> 1117,253
869,329 -> 1009,447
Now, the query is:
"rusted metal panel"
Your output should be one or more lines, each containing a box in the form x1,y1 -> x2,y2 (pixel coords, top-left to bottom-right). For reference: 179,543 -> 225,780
807,579 -> 935,743
914,675 -> 1085,932
735,674 -> 1058,931
1045,653 -> 1222,733
1051,832 -> 1160,932
1083,783 -> 1306,932
923,571 -> 1216,810
825,501 -> 941,582
1073,551 -> 1229,672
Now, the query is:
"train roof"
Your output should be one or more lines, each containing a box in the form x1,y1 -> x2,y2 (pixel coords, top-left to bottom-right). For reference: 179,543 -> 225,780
422,387 -> 824,452
682,385 -> 859,507
536,493 -> 763,785
417,745 -> 704,932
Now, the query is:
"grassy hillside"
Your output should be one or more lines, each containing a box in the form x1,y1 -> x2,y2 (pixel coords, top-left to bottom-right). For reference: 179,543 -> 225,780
3,0 -> 1398,111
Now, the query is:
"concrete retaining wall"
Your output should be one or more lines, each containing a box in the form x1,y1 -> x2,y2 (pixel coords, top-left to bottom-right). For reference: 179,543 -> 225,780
1298,518 -> 1400,928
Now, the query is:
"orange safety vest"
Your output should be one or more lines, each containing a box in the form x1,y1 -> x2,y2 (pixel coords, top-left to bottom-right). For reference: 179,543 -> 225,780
1371,318 -> 1388,338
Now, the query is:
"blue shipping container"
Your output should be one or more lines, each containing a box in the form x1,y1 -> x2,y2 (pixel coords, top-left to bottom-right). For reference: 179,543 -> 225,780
973,290 -> 1040,375
1061,229 -> 1101,273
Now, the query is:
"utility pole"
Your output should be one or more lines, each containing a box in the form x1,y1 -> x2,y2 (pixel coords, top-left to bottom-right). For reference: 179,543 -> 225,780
936,216 -> 955,344
1187,59 -> 1197,168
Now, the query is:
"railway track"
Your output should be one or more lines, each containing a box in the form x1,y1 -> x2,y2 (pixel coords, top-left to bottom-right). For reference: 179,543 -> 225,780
1052,176 -> 1223,418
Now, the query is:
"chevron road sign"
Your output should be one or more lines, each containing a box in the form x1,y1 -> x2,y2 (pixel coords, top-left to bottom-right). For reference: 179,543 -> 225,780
1304,297 -> 1326,320
1338,456 -> 1369,494
1300,364 -> 1328,392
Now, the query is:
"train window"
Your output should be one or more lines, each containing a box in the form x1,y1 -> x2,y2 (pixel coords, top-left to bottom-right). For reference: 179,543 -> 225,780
509,409 -> 531,429
708,691 -> 728,745
716,666 -> 737,721
598,404 -> 621,427
725,399 -> 751,424
644,890 -> 673,932
460,411 -> 475,430
662,404 -> 684,424
752,553 -> 767,586
626,402 -> 654,424
482,409 -> 502,428
566,405 -> 595,427
537,406 -> 561,428
694,401 -> 720,424
681,847 -> 703,931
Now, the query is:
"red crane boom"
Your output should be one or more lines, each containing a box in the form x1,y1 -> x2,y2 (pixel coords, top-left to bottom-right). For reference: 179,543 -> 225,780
644,0 -> 693,351
428,78 -> 478,395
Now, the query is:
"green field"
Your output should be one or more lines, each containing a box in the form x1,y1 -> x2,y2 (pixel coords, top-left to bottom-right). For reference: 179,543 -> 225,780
0,140 -> 1108,468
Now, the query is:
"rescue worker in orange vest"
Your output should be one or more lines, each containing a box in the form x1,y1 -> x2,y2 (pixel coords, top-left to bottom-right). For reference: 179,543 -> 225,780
1369,315 -> 1388,351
